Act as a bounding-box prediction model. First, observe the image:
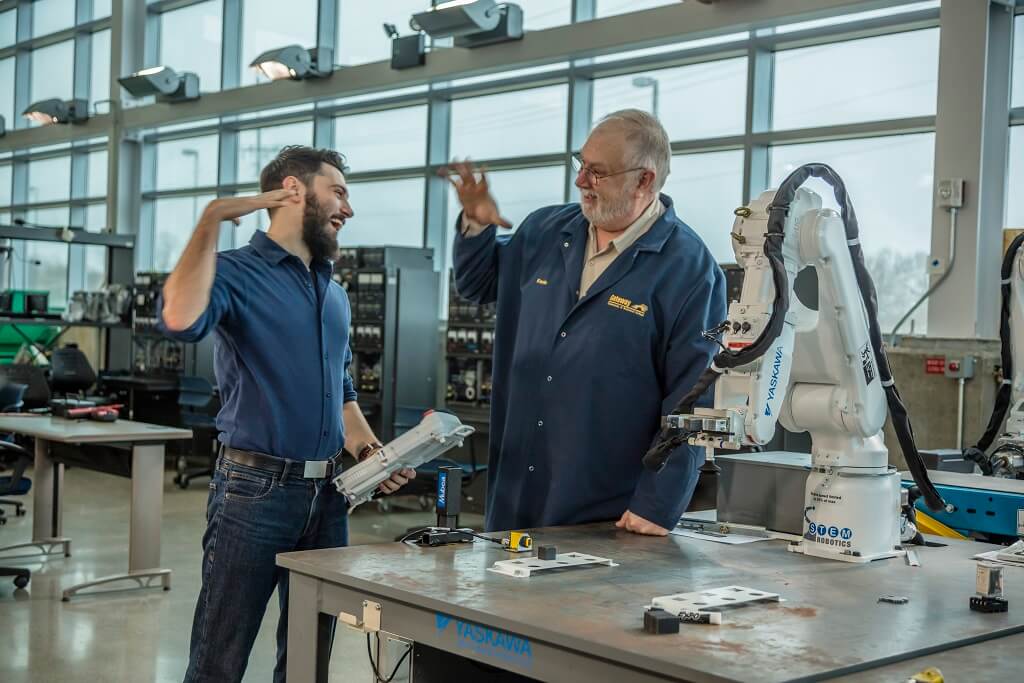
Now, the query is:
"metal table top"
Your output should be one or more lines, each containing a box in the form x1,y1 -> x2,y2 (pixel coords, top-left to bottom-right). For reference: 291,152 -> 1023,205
279,524 -> 1024,682
834,630 -> 1024,681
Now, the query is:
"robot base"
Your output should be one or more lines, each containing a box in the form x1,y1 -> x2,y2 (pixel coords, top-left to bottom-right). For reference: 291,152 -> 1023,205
787,465 -> 905,564
788,539 -> 905,564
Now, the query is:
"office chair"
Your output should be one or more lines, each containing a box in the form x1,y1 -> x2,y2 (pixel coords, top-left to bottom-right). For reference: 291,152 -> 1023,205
49,344 -> 97,396
174,376 -> 219,489
0,383 -> 32,589
0,382 -> 28,518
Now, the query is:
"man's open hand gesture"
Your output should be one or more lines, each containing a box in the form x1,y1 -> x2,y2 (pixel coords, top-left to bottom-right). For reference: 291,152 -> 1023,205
441,160 -> 512,229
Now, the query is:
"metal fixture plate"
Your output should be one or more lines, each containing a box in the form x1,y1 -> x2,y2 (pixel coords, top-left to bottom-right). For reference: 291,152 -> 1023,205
339,599 -> 382,632
651,586 -> 780,615
487,552 -> 618,578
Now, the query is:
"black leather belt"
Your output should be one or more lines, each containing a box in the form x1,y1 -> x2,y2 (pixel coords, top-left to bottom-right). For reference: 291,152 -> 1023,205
222,446 -> 340,479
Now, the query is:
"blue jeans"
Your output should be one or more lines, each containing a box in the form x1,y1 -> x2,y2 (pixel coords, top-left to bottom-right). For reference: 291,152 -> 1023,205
184,456 -> 349,683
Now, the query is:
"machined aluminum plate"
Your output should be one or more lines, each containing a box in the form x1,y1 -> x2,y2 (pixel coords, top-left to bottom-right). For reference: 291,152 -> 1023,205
487,552 -> 618,578
651,586 -> 780,615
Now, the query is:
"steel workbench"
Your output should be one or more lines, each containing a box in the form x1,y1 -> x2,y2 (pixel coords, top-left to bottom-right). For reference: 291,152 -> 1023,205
278,524 -> 1024,682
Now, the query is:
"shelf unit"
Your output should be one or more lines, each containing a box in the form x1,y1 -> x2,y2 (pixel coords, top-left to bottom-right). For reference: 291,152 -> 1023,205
335,246 -> 439,442
0,224 -> 136,369
0,316 -> 128,329
444,271 -> 496,424
132,271 -> 190,376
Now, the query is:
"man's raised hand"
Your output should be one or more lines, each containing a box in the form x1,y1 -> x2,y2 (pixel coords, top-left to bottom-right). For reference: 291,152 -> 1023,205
440,160 -> 512,229
201,188 -> 300,226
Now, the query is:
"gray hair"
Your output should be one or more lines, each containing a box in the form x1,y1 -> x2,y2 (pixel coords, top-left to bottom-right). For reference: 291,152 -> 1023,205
594,109 -> 671,192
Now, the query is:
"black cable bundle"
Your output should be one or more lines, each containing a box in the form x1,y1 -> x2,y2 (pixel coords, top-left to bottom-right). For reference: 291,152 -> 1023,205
642,201 -> 790,471
963,233 -> 1024,469
366,633 -> 411,683
643,163 -> 947,513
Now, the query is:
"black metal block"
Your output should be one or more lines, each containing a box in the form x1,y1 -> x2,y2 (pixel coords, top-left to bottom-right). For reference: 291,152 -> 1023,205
643,608 -> 680,635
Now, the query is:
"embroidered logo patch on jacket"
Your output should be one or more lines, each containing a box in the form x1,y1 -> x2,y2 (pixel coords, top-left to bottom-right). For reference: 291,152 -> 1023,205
608,294 -> 648,317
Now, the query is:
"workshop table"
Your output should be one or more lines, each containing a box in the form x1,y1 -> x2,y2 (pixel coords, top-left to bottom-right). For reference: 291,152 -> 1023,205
0,415 -> 191,600
834,630 -> 1024,681
278,524 -> 1024,682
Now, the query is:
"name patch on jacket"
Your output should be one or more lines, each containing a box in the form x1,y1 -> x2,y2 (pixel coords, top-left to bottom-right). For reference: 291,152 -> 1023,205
608,294 -> 648,317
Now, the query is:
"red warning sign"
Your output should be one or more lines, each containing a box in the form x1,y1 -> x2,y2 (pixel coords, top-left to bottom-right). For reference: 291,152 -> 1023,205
925,357 -> 946,374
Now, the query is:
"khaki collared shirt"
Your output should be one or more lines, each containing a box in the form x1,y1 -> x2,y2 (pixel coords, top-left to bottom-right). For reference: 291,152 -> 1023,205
579,197 -> 665,299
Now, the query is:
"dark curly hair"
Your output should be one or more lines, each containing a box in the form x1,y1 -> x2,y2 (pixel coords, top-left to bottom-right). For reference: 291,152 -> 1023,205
259,145 -> 348,196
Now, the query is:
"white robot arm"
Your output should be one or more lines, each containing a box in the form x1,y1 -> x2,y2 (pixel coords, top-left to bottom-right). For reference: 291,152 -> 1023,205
677,187 -> 887,459
965,234 -> 1024,477
1008,244 -> 1024,438
645,163 -> 946,563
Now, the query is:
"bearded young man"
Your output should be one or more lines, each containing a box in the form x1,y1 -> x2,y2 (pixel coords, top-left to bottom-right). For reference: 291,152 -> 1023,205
448,109 -> 727,537
159,146 -> 415,682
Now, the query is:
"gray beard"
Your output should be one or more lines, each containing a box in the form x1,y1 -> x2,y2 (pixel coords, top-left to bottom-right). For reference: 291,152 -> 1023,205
581,191 -> 635,229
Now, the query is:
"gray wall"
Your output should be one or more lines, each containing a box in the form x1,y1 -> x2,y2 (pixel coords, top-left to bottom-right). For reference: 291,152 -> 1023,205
883,336 -> 1002,469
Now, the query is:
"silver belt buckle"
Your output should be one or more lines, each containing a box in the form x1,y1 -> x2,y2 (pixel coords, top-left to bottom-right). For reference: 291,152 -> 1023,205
303,460 -> 328,478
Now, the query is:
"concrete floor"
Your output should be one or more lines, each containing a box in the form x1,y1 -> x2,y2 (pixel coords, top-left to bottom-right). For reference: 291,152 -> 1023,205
0,466 -> 482,683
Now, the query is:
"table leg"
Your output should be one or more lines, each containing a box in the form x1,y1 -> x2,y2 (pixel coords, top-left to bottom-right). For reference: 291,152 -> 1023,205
129,443 -> 164,571
0,437 -> 71,560
287,573 -> 331,683
61,443 -> 171,601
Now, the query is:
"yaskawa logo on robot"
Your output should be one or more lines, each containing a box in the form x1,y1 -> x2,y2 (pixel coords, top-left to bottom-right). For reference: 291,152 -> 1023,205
763,345 -> 785,416
806,523 -> 854,548
435,613 -> 534,666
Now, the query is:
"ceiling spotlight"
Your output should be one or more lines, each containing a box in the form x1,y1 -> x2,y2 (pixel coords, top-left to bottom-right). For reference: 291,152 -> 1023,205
410,0 -> 523,48
249,45 -> 333,81
118,65 -> 200,102
22,98 -> 89,125
384,22 -> 427,70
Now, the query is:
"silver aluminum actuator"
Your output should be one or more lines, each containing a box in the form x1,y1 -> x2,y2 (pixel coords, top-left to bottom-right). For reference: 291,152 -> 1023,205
663,406 -> 746,454
332,411 -> 475,510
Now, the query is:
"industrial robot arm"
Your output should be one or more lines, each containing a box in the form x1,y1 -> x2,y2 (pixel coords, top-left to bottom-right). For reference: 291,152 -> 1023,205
667,186 -> 887,461
644,164 -> 945,562
964,233 -> 1024,478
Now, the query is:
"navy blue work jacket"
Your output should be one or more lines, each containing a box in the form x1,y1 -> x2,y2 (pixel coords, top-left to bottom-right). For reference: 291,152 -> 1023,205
158,231 -> 357,462
454,195 -> 727,532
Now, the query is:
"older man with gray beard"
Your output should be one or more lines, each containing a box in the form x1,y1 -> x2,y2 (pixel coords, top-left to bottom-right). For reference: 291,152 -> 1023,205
447,109 -> 727,535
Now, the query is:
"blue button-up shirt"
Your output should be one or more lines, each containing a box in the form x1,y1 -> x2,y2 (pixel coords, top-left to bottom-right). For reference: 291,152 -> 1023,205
158,231 -> 357,462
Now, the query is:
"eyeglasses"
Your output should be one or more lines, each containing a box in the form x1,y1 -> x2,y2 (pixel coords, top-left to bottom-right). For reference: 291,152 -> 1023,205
571,153 -> 646,185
